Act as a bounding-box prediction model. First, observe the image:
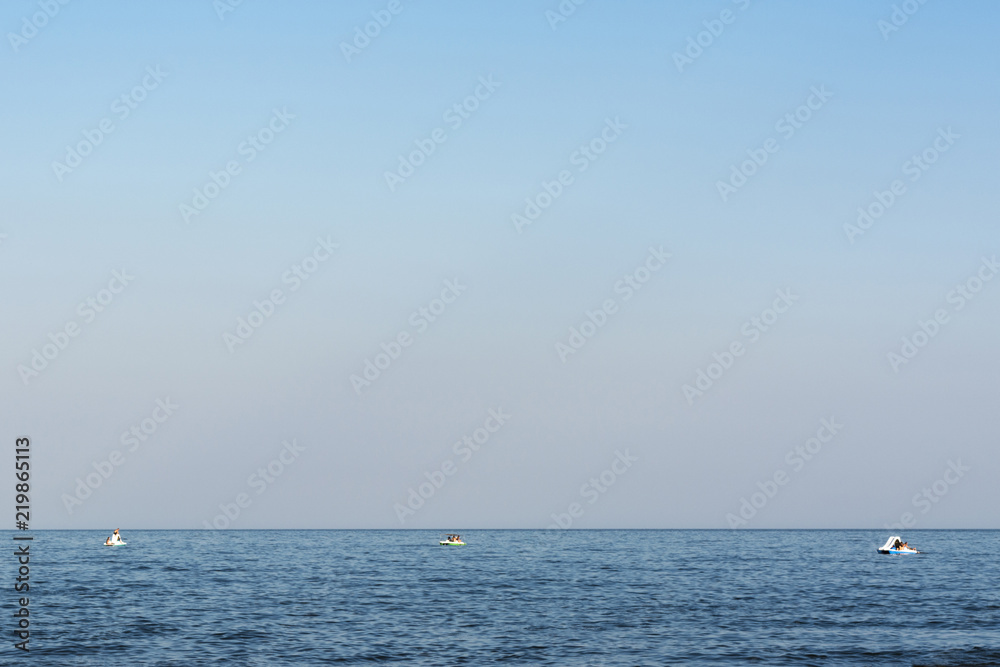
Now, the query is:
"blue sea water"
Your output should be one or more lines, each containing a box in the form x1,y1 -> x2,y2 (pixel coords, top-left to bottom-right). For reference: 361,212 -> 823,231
6,530 -> 1000,665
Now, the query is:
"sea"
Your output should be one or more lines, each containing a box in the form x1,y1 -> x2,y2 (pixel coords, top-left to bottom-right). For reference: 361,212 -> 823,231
6,530 -> 1000,666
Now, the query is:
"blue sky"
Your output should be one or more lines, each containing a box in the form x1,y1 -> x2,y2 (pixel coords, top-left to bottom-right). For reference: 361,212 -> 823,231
2,0 -> 997,529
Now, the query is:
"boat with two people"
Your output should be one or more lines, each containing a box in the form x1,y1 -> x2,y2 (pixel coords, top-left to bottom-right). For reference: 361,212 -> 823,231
877,535 -> 919,554
104,528 -> 126,546
439,534 -> 465,546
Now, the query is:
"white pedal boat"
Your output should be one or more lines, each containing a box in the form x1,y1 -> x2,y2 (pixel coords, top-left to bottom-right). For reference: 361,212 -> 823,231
877,535 -> 919,554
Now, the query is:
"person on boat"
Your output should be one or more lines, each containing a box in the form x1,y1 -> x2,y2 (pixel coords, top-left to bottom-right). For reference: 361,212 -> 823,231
893,538 -> 902,549
105,528 -> 122,545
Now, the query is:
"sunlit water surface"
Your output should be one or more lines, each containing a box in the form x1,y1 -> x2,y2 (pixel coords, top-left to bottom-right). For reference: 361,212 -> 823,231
11,530 -> 1000,665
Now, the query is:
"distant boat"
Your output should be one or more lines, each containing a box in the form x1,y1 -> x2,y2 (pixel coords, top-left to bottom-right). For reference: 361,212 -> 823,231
104,531 -> 126,547
439,533 -> 465,546
877,535 -> 919,554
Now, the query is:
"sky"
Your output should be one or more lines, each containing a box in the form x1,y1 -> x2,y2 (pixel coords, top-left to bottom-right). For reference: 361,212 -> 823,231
2,0 -> 997,530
